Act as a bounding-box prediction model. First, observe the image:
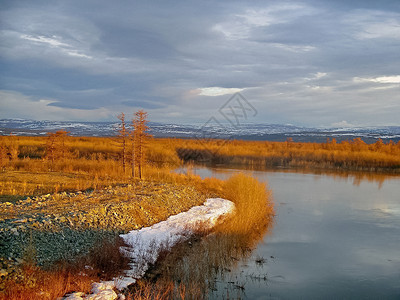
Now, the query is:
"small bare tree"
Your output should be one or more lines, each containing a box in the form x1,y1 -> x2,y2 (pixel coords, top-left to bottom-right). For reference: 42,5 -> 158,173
0,143 -> 8,170
132,110 -> 151,179
45,130 -> 70,167
130,130 -> 135,178
117,113 -> 129,174
0,135 -> 19,170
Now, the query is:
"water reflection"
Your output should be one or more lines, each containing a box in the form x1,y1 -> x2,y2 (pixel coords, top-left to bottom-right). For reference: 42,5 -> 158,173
144,206 -> 275,298
189,167 -> 400,299
177,165 -> 397,189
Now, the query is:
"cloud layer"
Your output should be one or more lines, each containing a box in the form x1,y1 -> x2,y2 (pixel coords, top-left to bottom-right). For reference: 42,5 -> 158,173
1,0 -> 399,126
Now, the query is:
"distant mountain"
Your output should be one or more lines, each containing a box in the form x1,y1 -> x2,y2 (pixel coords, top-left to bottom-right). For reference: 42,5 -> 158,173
1,119 -> 399,143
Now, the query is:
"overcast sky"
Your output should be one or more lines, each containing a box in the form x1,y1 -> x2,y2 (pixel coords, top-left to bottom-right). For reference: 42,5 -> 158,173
1,0 -> 399,127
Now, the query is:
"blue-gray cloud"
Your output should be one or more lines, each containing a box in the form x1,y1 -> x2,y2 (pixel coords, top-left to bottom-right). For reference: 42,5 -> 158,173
0,0 -> 399,126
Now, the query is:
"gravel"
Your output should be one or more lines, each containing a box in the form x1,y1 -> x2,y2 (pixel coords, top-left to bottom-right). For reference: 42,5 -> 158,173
0,181 -> 207,285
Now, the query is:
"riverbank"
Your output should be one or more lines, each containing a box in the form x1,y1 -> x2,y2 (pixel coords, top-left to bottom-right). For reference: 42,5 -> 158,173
0,171 -> 274,299
64,198 -> 235,299
0,178 -> 208,299
125,173 -> 274,299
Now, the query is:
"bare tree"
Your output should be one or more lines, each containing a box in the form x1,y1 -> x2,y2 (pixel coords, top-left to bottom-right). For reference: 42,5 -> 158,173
45,130 -> 70,167
132,110 -> 151,179
0,143 -> 8,170
0,135 -> 20,170
130,130 -> 135,178
117,113 -> 129,174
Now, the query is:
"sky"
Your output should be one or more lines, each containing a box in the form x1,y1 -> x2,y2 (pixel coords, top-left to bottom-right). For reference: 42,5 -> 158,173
0,0 -> 399,127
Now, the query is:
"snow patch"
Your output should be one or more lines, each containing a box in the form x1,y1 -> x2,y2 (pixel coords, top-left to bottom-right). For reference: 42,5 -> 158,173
64,282 -> 118,300
62,198 -> 234,299
117,198 -> 234,289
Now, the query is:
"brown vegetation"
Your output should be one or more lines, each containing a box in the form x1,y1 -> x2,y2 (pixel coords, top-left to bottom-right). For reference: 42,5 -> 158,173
1,135 -> 398,191
0,129 -> 223,299
1,171 -> 268,299
132,110 -> 151,179
175,137 -> 400,172
0,176 -> 212,299
1,117 -> 396,298
126,280 -> 203,300
117,112 -> 129,174
0,237 -> 129,300
126,173 -> 274,299
1,157 -> 272,299
0,133 -> 397,204
45,130 -> 70,167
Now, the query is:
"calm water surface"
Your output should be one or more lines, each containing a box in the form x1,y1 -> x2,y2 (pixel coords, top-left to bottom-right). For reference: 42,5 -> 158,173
188,167 -> 400,299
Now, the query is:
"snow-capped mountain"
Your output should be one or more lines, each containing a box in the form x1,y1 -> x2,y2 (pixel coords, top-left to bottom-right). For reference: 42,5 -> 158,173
0,119 -> 399,143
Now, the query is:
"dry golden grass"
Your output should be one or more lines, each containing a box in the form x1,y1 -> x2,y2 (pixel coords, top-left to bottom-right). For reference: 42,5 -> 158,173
1,125 -> 396,299
135,173 -> 274,298
0,264 -> 88,300
0,236 -> 129,300
0,135 -> 186,199
1,169 -> 273,299
218,173 -> 274,235
1,133 -> 346,299
126,279 -> 203,300
2,135 -> 399,181
175,137 -> 400,171
0,170 -> 112,198
0,157 -> 223,299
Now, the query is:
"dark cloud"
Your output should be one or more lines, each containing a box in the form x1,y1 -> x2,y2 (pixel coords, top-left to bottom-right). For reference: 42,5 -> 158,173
121,99 -> 167,110
0,0 -> 399,125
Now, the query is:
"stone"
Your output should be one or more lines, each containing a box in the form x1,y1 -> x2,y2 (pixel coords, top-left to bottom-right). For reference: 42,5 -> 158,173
85,290 -> 117,300
63,292 -> 85,300
91,281 -> 115,293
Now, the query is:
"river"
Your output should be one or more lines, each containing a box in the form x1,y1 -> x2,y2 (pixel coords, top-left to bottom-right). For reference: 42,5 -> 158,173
180,167 -> 400,299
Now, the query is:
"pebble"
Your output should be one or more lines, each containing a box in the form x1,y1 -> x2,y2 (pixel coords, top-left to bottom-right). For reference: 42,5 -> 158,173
0,181 -> 207,277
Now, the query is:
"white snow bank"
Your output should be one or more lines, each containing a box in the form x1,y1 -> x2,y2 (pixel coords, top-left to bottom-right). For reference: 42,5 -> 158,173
63,198 -> 234,299
117,198 -> 234,289
64,281 -> 118,300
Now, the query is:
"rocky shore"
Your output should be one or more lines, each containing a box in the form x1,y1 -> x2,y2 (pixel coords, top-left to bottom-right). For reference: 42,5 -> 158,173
0,181 -> 207,288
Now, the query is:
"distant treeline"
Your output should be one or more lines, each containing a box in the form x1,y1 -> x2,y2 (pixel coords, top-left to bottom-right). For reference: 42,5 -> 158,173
1,135 -> 399,175
175,138 -> 400,173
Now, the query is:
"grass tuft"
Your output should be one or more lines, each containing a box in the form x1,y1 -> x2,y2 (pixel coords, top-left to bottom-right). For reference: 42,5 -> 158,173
134,173 -> 275,298
218,173 -> 274,236
0,236 -> 128,300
